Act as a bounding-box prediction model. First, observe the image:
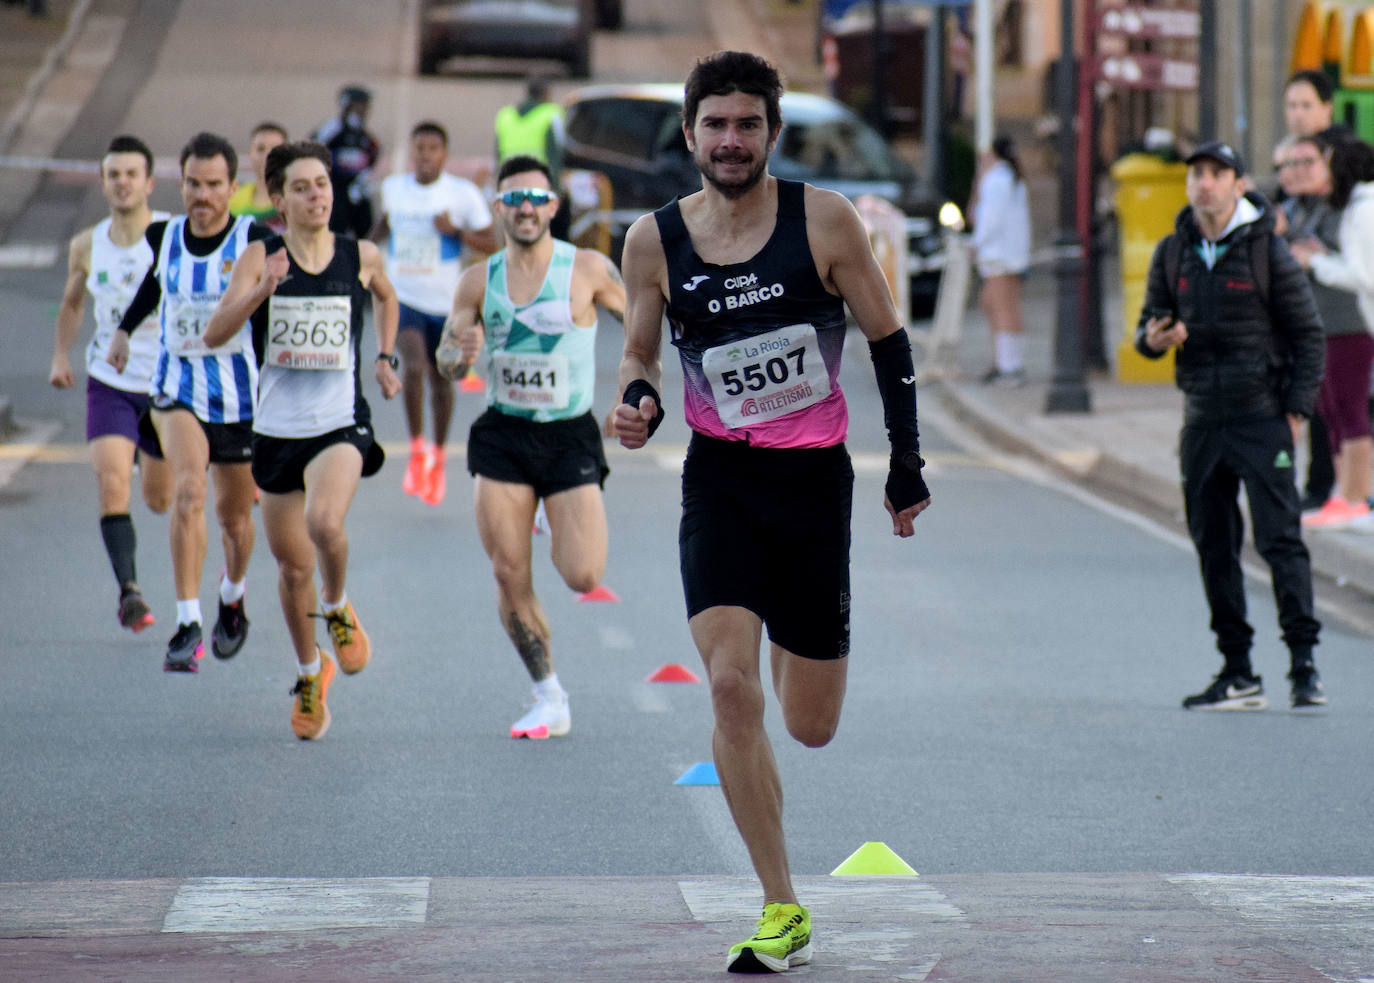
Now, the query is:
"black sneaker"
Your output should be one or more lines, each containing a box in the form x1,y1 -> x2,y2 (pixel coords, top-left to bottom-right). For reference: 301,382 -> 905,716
1289,665 -> 1328,708
117,589 -> 155,633
211,597 -> 250,660
1182,672 -> 1267,710
163,622 -> 203,673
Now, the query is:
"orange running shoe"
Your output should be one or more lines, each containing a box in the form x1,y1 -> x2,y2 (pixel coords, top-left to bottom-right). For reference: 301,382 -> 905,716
402,446 -> 429,497
290,650 -> 335,740
421,459 -> 447,506
1302,497 -> 1369,530
316,601 -> 371,674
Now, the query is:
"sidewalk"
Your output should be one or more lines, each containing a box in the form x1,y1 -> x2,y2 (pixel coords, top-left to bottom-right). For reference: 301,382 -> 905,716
934,264 -> 1374,608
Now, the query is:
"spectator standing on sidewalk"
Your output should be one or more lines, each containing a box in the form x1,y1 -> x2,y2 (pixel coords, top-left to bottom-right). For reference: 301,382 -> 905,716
970,136 -> 1031,385
1137,141 -> 1327,711
1291,136 -> 1374,530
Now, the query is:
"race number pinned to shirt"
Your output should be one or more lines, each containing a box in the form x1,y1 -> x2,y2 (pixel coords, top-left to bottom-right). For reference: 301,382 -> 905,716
391,231 -> 441,277
491,351 -> 570,410
264,295 -> 352,370
167,294 -> 246,358
701,322 -> 828,428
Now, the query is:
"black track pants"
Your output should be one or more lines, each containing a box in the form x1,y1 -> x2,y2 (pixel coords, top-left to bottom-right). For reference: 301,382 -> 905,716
1179,416 -> 1321,661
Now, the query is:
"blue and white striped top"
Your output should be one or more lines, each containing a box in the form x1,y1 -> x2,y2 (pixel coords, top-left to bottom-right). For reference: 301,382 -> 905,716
150,215 -> 257,424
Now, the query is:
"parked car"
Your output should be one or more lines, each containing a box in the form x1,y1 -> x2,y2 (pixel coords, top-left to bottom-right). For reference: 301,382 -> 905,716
561,83 -> 964,317
418,0 -> 616,78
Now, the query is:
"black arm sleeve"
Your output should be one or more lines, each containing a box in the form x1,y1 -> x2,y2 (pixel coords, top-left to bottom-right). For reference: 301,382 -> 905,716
116,221 -> 167,335
868,329 -> 920,458
116,267 -> 162,335
869,330 -> 930,512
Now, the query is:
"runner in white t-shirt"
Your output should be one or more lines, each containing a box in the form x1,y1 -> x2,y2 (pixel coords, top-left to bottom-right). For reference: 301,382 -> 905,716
373,121 -> 495,505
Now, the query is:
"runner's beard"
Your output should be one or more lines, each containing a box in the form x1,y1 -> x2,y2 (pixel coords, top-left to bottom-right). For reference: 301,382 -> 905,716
700,153 -> 767,200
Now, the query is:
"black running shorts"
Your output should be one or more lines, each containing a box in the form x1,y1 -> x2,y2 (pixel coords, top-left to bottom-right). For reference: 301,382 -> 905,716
466,408 -> 609,499
251,423 -> 384,495
679,432 -> 853,660
143,397 -> 253,465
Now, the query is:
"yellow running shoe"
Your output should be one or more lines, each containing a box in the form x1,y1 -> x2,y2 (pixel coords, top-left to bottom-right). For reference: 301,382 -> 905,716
317,601 -> 371,675
727,902 -> 812,973
290,650 -> 335,740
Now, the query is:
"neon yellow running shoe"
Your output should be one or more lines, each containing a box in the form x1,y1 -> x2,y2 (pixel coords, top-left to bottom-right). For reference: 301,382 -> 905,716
727,902 -> 812,973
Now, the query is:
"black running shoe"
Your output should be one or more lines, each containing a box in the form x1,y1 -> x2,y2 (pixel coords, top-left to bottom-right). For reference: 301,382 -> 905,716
1289,665 -> 1328,708
211,597 -> 250,660
163,622 -> 203,673
1182,672 -> 1267,711
117,589 -> 155,633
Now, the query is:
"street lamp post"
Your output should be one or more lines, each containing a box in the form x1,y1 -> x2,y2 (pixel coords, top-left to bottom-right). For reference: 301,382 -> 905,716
1046,0 -> 1092,413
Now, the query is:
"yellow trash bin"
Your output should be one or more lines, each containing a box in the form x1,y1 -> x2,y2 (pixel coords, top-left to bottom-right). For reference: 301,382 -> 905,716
1112,153 -> 1188,383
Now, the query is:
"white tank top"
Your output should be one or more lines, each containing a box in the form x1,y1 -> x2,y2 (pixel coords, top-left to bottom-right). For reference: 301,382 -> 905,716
85,212 -> 169,391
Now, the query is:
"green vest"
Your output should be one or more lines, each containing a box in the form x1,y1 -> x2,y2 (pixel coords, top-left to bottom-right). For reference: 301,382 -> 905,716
495,102 -> 561,164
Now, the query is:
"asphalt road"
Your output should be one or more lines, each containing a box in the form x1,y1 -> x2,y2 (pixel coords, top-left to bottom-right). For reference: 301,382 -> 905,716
1,2 -> 1372,979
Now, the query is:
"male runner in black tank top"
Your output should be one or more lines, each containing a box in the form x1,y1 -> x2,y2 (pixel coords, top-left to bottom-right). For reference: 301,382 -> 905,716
205,142 -> 400,741
613,51 -> 932,974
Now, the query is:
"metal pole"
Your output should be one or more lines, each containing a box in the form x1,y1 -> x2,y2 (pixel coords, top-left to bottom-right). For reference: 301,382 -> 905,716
974,0 -> 993,151
1046,0 -> 1092,413
923,5 -> 947,196
1198,0 -> 1217,140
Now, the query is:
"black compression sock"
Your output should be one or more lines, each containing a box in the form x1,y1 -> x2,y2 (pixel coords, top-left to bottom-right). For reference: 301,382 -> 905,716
99,513 -> 138,592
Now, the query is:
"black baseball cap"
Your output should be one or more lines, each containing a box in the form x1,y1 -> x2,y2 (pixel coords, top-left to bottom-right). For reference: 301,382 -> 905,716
1185,141 -> 1245,176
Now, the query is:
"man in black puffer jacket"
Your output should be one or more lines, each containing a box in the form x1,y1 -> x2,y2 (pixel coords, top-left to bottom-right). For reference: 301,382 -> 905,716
1136,141 -> 1327,712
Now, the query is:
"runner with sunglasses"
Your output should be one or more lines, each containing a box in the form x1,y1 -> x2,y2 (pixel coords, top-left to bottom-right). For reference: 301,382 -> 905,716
436,154 -> 625,739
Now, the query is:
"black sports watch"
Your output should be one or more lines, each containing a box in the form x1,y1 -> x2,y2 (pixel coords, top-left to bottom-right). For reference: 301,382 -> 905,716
897,451 -> 925,473
376,352 -> 399,370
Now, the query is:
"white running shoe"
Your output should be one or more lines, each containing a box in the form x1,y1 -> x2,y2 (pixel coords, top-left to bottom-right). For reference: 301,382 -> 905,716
510,691 -> 571,739
533,499 -> 550,535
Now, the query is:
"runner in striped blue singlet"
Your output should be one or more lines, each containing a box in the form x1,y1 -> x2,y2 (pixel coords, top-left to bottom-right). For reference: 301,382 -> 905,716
107,132 -> 272,674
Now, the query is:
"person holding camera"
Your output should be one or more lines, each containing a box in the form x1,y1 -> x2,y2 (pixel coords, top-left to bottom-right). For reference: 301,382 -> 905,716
1136,142 -> 1327,711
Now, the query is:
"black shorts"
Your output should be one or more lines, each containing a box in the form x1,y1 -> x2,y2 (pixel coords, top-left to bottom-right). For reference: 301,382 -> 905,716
679,433 -> 853,661
141,397 -> 253,465
466,408 -> 609,499
251,423 -> 385,495
398,303 -> 447,365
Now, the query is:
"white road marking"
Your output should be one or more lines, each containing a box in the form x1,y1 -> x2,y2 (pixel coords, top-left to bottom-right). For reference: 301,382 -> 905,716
161,877 -> 430,933
680,877 -> 958,980
1168,875 -> 1374,983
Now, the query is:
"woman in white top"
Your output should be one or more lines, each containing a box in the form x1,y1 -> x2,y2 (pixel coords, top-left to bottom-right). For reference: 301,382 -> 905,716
970,136 -> 1032,384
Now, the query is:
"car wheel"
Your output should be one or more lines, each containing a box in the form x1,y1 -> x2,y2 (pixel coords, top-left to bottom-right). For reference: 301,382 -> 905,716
595,0 -> 622,29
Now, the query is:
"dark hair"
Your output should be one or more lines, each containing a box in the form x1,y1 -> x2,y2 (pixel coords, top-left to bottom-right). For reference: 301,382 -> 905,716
526,75 -> 551,103
251,121 -> 288,141
339,85 -> 371,108
263,140 -> 332,197
496,154 -> 552,186
1286,69 -> 1335,105
682,50 -> 784,137
104,134 -> 153,176
411,120 -> 448,145
1323,136 -> 1374,210
992,135 -> 1023,184
179,131 -> 237,177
